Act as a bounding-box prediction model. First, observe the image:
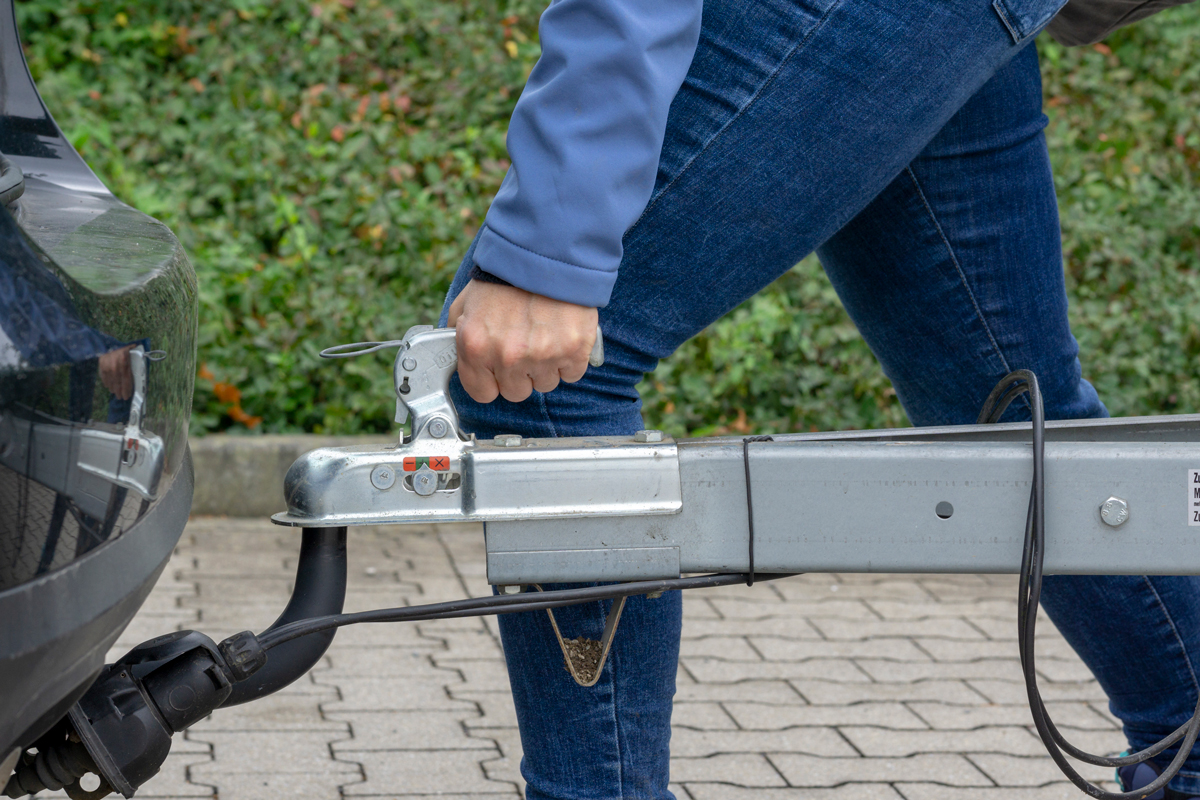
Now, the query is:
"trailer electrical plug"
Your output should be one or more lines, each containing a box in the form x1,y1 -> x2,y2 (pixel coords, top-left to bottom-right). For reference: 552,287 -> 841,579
4,630 -> 265,800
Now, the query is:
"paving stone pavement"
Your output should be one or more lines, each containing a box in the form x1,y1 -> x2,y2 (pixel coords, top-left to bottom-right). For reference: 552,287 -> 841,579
69,517 -> 1131,799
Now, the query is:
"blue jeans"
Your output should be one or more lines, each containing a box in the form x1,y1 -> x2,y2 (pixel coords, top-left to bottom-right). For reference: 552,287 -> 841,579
441,0 -> 1200,795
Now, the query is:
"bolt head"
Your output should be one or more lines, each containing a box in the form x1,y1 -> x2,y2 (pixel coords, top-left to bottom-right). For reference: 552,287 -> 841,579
412,466 -> 438,496
370,464 -> 396,490
401,357 -> 417,371
427,418 -> 449,438
634,429 -> 664,443
494,434 -> 522,447
1100,496 -> 1130,527
498,584 -> 524,595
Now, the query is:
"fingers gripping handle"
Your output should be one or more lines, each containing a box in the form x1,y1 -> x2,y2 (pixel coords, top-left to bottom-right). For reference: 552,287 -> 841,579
393,326 -> 605,430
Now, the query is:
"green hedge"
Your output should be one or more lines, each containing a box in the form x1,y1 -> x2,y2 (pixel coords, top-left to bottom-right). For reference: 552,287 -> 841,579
17,1 -> 1200,436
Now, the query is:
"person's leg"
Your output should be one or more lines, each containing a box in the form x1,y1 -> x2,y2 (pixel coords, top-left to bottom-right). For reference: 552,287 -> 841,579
816,44 -> 1200,793
441,1 -> 1068,797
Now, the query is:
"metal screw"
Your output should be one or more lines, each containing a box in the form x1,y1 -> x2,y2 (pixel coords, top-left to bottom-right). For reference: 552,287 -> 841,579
412,466 -> 438,497
427,418 -> 449,439
370,464 -> 396,490
1100,496 -> 1130,527
401,357 -> 417,371
494,434 -> 522,447
634,429 -> 664,443
498,585 -> 524,595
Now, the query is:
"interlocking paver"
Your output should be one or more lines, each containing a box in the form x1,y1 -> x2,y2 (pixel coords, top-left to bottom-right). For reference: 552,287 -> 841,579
789,679 -> 985,705
668,728 -> 857,757
839,726 -> 1051,757
907,701 -> 1116,730
681,657 -> 873,683
672,702 -> 740,730
768,753 -> 992,786
723,701 -> 929,730
103,516 -> 1129,799
750,637 -> 932,662
967,753 -> 1113,786
669,754 -> 789,786
684,785 -> 905,800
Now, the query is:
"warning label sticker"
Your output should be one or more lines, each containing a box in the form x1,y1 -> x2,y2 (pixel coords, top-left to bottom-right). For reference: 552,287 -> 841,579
1190,470 -> 1200,526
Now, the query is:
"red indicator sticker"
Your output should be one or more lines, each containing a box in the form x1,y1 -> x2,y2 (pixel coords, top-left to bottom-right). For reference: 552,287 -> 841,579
430,456 -> 449,471
402,457 -> 417,472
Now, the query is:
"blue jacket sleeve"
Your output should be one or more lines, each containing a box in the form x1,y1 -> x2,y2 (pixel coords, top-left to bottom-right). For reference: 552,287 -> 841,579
472,0 -> 703,308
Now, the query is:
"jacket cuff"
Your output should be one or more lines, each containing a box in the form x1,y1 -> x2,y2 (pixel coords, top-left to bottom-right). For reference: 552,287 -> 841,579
473,224 -> 615,308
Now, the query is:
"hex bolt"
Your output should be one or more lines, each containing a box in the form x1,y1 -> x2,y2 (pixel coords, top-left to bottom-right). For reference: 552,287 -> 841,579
498,584 -> 524,595
494,434 -> 523,447
634,429 -> 664,443
427,418 -> 449,439
401,357 -> 417,371
412,466 -> 438,497
370,464 -> 396,491
1100,496 -> 1130,527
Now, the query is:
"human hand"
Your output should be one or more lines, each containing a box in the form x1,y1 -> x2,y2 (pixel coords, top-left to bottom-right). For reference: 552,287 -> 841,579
98,345 -> 135,400
448,279 -> 598,403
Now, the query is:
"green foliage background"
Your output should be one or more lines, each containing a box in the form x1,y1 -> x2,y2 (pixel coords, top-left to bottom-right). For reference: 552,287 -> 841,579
15,1 -> 1200,436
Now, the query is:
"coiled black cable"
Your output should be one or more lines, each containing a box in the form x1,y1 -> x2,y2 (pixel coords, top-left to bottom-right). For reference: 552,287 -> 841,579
978,370 -> 1200,800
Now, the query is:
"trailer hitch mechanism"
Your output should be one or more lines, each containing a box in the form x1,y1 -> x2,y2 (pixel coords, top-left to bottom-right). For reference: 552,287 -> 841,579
15,323 -> 1200,798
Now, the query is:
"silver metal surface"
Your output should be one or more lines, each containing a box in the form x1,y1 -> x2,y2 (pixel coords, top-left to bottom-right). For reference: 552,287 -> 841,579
634,429 -> 664,443
1101,496 -> 1130,527
412,465 -> 438,496
272,435 -> 682,526
393,326 -> 463,438
589,325 -> 605,368
485,432 -> 1200,583
370,464 -> 396,491
495,434 -> 522,447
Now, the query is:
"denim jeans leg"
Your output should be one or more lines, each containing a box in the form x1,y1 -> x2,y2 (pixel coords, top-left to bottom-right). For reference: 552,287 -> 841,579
817,44 -> 1200,792
441,0 -> 1071,796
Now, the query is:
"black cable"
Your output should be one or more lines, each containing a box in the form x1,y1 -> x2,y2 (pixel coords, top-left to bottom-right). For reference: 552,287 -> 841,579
743,435 -> 774,587
979,371 -> 1200,799
257,571 -> 796,652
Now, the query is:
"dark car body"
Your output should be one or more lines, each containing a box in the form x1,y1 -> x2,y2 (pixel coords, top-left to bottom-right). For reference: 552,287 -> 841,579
0,0 -> 196,769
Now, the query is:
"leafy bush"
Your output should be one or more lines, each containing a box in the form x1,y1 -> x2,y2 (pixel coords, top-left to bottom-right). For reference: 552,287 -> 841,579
16,1 -> 1200,436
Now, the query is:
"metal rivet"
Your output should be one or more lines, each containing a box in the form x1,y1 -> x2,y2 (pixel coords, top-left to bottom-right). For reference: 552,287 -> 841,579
494,434 -> 522,447
370,464 -> 396,490
1100,496 -> 1130,527
412,466 -> 438,497
634,429 -> 664,443
428,418 -> 448,439
402,357 -> 417,371
498,585 -> 524,595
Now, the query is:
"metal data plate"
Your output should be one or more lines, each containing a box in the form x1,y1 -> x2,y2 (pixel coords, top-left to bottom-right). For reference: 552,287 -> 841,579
486,417 -> 1200,583
272,435 -> 682,527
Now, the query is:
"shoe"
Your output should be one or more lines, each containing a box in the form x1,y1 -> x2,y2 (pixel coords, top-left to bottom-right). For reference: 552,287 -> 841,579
1117,755 -> 1200,800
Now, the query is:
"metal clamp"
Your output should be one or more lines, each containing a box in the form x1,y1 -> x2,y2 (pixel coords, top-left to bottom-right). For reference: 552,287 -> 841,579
531,585 -> 626,688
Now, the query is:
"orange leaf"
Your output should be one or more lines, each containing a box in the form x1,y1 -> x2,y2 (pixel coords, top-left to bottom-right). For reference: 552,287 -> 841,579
331,125 -> 345,143
197,363 -> 215,381
212,382 -> 241,404
188,77 -> 205,93
228,406 -> 263,429
1092,42 -> 1112,55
